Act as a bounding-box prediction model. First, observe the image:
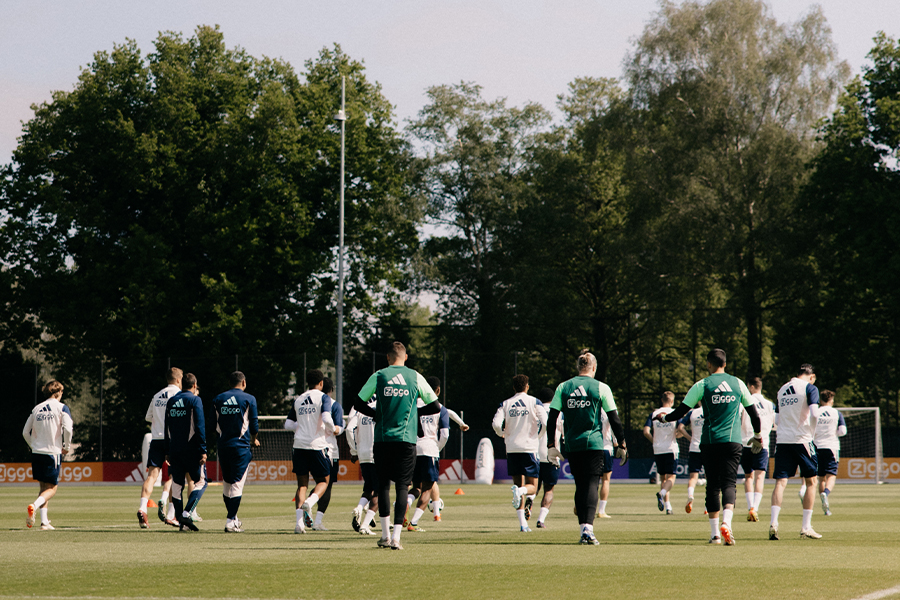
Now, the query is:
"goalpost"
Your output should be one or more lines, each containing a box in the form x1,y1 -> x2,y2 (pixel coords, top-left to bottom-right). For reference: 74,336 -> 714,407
836,407 -> 884,484
256,415 -> 294,461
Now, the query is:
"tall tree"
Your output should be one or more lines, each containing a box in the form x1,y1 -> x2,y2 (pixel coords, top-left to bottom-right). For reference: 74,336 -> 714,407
0,27 -> 418,459
623,0 -> 849,379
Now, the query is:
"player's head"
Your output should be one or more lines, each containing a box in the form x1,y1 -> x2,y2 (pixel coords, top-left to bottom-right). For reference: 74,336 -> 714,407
387,341 -> 407,364
322,377 -> 334,395
426,376 -> 441,396
798,363 -> 815,377
183,373 -> 198,392
660,391 -> 675,407
512,374 -> 529,393
821,389 -> 835,405
576,350 -> 597,375
748,376 -> 762,393
166,367 -> 183,386
537,387 -> 554,404
229,371 -> 246,388
306,369 -> 324,390
42,380 -> 64,399
706,348 -> 727,370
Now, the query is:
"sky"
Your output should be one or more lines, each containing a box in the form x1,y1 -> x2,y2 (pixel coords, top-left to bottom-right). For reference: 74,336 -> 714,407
2,0 -> 899,164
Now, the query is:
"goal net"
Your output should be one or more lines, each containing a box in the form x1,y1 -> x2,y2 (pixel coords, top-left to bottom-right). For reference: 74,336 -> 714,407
836,407 -> 884,483
255,415 -> 353,461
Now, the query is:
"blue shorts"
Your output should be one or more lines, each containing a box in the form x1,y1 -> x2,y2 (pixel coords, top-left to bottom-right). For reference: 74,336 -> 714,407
31,453 -> 60,485
817,448 -> 839,477
539,461 -> 560,487
655,453 -> 677,475
601,450 -> 613,475
168,454 -> 206,488
773,443 -> 818,479
292,448 -> 331,480
740,447 -> 769,475
218,446 -> 252,484
360,462 -> 379,493
688,451 -> 704,474
413,456 -> 439,483
507,452 -> 540,478
147,439 -> 167,469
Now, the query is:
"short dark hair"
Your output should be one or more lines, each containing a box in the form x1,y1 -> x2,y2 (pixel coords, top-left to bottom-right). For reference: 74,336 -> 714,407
183,373 -> 198,390
821,389 -> 835,403
798,363 -> 815,376
306,369 -> 324,389
707,348 -> 727,368
426,376 -> 441,393
512,374 -> 529,393
660,391 -> 675,405
230,371 -> 246,387
42,380 -> 64,398
387,341 -> 406,362
748,376 -> 762,389
322,377 -> 334,395
537,387 -> 554,403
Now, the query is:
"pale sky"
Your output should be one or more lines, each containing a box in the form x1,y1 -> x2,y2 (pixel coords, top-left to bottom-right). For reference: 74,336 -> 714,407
2,0 -> 899,164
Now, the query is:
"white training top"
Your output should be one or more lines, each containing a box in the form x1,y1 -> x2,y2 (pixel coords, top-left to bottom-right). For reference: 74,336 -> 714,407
346,400 -> 376,463
775,377 -> 820,445
145,384 -> 182,440
601,409 -> 615,452
682,407 -> 705,454
814,406 -> 847,456
416,402 -> 450,458
649,407 -> 678,456
492,392 -> 546,454
536,404 -> 563,463
740,393 -> 776,449
285,389 -> 336,452
23,398 -> 74,455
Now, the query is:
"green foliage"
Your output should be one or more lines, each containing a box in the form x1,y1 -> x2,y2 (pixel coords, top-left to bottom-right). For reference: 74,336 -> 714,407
0,27 -> 418,459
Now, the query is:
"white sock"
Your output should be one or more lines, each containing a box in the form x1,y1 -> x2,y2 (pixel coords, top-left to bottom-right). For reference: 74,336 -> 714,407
746,492 -> 753,510
583,523 -> 593,533
687,486 -> 695,500
160,491 -> 169,503
34,497 -> 46,509
526,494 -> 536,502
363,509 -> 376,528
723,508 -> 733,528
380,516 -> 391,537
357,497 -> 369,509
665,501 -> 672,511
516,509 -> 527,528
315,511 -> 324,527
770,505 -> 781,527
518,486 -> 528,497
802,509 -> 813,531
538,507 -> 550,523
597,500 -> 607,514
407,494 -> 415,508
412,508 -> 425,525
40,507 -> 49,524
167,504 -> 175,520
305,493 -> 319,508
226,518 -> 234,527
296,508 -> 304,526
710,517 -> 719,538
753,492 -> 762,509
392,524 -> 402,543
139,497 -> 149,512
799,484 -> 807,497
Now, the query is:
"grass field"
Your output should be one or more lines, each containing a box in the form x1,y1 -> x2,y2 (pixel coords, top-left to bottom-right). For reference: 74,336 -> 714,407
1,481 -> 899,600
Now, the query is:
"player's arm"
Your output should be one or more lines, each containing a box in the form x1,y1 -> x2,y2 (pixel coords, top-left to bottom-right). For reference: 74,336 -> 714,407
249,398 -> 260,447
418,401 -> 442,416
437,428 -> 450,452
806,384 -> 821,426
145,400 -> 154,424
22,413 -> 34,448
491,404 -> 506,437
345,410 -> 359,455
837,412 -> 847,437
284,404 -> 298,431
352,397 -> 376,418
546,408 -> 561,448
446,408 -> 469,431
605,409 -> 626,450
321,396 -> 336,431
330,401 -> 344,435
61,405 -> 74,455
642,416 -> 654,442
661,382 -> 702,423
193,398 -> 207,456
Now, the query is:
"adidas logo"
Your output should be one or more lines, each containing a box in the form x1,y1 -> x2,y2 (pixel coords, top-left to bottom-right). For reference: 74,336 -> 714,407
172,399 -> 184,408
572,385 -> 587,397
783,385 -> 796,396
224,397 -> 238,406
40,404 -> 52,412
713,381 -> 733,393
388,374 -> 407,386
513,399 -> 526,408
300,397 -> 314,406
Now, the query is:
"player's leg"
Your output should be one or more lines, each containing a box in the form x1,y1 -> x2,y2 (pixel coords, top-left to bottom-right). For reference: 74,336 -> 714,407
536,461 -> 558,527
818,449 -> 836,516
313,459 -> 339,530
224,447 -> 251,532
797,443 -> 820,537
686,451 -> 702,513
430,481 -> 443,521
572,450 -> 602,544
27,454 -> 58,529
389,442 -> 417,549
355,462 -> 378,533
655,454 -> 675,512
35,481 -> 58,529
409,479 -> 433,530
373,442 -> 394,547
700,445 -> 724,543
170,465 -> 188,531
300,449 -> 331,517
182,463 -> 207,524
717,442 -> 742,544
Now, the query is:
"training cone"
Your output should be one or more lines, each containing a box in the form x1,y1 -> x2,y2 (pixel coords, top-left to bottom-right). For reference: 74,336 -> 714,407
147,499 -> 157,508
454,488 -> 465,495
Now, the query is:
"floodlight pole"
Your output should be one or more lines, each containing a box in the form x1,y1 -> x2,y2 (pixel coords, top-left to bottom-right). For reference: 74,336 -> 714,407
335,76 -> 347,406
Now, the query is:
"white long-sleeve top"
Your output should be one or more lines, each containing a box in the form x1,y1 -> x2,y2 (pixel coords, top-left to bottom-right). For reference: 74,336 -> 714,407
492,392 -> 545,454
647,407 -> 678,456
346,400 -> 377,463
537,404 -> 563,463
417,403 -> 450,458
23,398 -> 73,455
284,389 -> 336,452
145,384 -> 182,440
814,406 -> 847,456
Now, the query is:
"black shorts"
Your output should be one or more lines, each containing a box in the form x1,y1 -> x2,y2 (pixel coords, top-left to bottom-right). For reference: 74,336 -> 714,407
507,452 -> 540,478
539,461 -> 560,487
218,446 -> 253,484
147,439 -> 167,469
292,448 -> 331,480
413,456 -> 440,483
373,441 -> 416,486
601,450 -> 613,475
360,462 -> 379,489
688,451 -> 704,474
655,453 -> 677,475
566,449 -> 605,479
31,453 -> 60,485
168,453 -> 206,488
773,443 -> 818,479
816,448 -> 839,477
740,447 -> 769,475
700,442 -> 742,489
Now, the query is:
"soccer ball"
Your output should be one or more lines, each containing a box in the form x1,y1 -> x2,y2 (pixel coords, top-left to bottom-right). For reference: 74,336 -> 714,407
428,498 -> 444,513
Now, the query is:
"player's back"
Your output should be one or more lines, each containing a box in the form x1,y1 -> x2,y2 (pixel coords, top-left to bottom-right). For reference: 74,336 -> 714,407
814,406 -> 845,454
213,388 -> 259,449
648,407 -> 678,455
418,402 -> 450,457
687,373 -> 750,445
362,365 -> 436,444
348,399 -> 377,462
492,392 -> 544,453
146,384 -> 181,440
25,398 -> 73,455
552,376 -> 615,452
679,407 -> 704,453
165,391 -> 206,456
775,377 -> 818,444
287,389 -> 331,450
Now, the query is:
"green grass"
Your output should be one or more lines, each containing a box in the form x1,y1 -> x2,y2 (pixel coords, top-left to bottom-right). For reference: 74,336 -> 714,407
1,482 -> 899,600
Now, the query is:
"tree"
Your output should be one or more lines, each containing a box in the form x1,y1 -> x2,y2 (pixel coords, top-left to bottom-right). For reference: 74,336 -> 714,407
623,0 -> 849,379
0,27 -> 419,459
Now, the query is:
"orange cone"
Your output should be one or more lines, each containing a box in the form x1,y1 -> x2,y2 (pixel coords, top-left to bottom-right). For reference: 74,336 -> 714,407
147,499 -> 157,508
454,488 -> 465,495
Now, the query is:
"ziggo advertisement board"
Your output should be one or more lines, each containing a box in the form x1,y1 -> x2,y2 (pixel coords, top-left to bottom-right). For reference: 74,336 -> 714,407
0,462 -> 103,483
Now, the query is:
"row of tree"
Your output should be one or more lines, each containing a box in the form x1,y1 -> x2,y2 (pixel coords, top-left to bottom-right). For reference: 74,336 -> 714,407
1,0 -> 898,460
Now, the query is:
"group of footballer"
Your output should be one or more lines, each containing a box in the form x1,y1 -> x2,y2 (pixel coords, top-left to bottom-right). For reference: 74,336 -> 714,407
22,342 -> 845,546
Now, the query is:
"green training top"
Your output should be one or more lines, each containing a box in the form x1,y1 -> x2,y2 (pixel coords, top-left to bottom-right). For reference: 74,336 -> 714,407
358,365 -> 437,444
681,373 -> 752,445
549,376 -> 617,452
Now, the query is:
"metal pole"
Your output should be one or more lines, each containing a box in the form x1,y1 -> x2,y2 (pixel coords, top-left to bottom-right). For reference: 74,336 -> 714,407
459,410 -> 465,483
335,75 -> 347,405
235,354 -> 239,371
303,352 -> 307,379
372,351 -> 376,373
34,363 -> 39,405
99,358 -> 104,461
442,351 -> 447,406
514,351 -> 518,376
